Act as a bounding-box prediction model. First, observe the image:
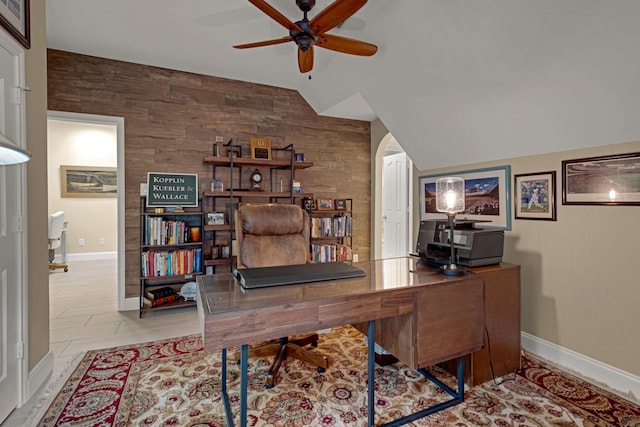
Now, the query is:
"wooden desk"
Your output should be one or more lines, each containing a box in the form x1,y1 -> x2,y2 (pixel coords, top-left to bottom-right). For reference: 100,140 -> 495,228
197,257 -> 485,426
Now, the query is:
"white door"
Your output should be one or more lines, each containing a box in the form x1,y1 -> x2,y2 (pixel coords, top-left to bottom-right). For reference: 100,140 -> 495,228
382,152 -> 408,258
0,40 -> 25,423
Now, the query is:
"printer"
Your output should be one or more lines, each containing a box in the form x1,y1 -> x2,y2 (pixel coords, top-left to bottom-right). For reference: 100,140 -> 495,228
416,219 -> 504,267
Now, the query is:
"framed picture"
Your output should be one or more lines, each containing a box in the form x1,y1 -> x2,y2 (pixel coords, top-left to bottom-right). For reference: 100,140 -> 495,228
207,212 -> 225,225
302,197 -> 316,211
334,199 -> 347,211
210,245 -> 219,259
514,171 -> 556,221
295,152 -> 305,162
220,244 -> 231,259
317,198 -> 334,211
419,165 -> 511,230
61,165 -> 117,198
250,137 -> 272,160
562,152 -> 640,205
0,0 -> 30,49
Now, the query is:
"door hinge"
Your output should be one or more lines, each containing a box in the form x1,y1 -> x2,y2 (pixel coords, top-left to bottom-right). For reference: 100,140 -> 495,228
17,342 -> 24,359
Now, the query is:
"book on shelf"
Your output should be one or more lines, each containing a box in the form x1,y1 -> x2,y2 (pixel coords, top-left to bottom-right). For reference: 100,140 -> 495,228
145,286 -> 176,301
142,294 -> 184,308
141,248 -> 203,277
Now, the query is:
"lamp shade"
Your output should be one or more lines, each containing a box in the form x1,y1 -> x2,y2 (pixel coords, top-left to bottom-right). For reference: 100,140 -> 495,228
0,133 -> 31,165
435,177 -> 465,214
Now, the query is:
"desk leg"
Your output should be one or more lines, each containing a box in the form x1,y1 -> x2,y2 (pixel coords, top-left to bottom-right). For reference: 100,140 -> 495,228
367,320 -> 376,427
239,344 -> 248,427
221,345 -> 249,427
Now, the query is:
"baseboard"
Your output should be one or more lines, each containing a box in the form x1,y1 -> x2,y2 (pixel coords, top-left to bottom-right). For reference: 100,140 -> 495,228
522,331 -> 640,403
122,296 -> 139,311
24,350 -> 54,405
55,251 -> 117,262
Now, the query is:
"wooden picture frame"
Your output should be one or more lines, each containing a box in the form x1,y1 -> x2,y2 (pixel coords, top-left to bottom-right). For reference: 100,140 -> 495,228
0,0 -> 30,49
334,199 -> 347,211
562,152 -> 640,205
250,137 -> 272,160
220,244 -> 231,259
419,165 -> 511,230
317,198 -> 334,211
514,171 -> 556,221
61,165 -> 117,198
207,212 -> 225,225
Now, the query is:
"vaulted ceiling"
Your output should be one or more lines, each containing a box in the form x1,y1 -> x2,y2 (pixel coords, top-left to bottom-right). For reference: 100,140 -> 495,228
46,0 -> 640,169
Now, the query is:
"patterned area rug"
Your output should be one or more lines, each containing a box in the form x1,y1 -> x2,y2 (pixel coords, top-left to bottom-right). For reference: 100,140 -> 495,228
37,325 -> 640,426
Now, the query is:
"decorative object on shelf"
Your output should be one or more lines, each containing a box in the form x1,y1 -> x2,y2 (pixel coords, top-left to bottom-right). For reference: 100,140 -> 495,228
562,151 -> 640,205
211,245 -> 219,259
334,199 -> 347,211
0,0 -> 30,49
188,227 -> 201,242
210,179 -> 224,192
302,196 -> 316,211
207,212 -> 225,225
295,152 -> 304,162
226,147 -> 241,158
514,171 -> 557,221
220,244 -> 231,259
249,168 -> 263,191
317,198 -> 334,211
292,179 -> 303,193
250,137 -> 272,160
419,165 -> 511,230
179,281 -> 198,301
435,177 -> 466,276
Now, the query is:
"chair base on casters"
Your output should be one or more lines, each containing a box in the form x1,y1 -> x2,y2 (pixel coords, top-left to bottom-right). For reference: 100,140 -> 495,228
49,262 -> 68,272
236,333 -> 329,388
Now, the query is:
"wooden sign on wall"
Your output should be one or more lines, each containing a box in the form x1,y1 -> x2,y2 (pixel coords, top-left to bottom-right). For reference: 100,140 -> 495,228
146,172 -> 198,207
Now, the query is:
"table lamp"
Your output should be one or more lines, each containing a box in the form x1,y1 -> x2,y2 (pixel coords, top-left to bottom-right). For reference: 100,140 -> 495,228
0,133 -> 31,165
435,176 -> 466,276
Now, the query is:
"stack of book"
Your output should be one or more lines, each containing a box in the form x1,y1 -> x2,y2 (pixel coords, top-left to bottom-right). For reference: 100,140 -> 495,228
142,286 -> 184,308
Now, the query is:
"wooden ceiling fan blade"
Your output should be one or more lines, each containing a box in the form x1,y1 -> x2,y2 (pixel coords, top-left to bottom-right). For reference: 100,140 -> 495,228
298,47 -> 314,73
248,0 -> 304,33
315,34 -> 377,56
233,37 -> 293,49
310,0 -> 367,35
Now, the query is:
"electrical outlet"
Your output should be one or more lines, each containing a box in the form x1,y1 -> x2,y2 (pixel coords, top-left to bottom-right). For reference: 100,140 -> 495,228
353,254 -> 359,262
98,238 -> 105,245
78,238 -> 85,247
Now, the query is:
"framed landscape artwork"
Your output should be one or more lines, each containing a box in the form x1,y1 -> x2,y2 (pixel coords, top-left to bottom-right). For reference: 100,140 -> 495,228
419,165 -> 511,230
562,152 -> 640,205
61,165 -> 117,198
514,171 -> 556,221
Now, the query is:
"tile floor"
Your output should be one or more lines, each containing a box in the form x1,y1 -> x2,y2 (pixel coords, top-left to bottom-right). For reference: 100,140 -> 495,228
3,258 -> 201,426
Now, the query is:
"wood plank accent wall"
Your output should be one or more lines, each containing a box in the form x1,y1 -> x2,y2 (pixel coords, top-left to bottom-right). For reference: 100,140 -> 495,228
47,49 -> 371,298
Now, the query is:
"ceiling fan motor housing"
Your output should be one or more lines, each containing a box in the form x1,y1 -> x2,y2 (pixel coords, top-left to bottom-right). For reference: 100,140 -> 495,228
296,0 -> 316,12
290,20 -> 316,51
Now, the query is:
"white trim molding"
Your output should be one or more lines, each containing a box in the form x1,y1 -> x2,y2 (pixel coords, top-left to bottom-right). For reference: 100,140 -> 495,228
522,331 -> 640,403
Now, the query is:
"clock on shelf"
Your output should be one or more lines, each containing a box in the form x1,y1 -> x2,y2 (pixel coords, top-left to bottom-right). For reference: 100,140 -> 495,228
249,168 -> 263,191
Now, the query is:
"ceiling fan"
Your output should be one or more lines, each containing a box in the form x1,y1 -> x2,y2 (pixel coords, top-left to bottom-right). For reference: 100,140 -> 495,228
233,0 -> 378,73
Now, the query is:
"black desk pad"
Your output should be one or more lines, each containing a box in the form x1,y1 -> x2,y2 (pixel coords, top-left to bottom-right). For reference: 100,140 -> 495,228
234,262 -> 366,289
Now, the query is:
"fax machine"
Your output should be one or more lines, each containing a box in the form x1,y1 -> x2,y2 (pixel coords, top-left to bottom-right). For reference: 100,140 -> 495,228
416,219 -> 504,267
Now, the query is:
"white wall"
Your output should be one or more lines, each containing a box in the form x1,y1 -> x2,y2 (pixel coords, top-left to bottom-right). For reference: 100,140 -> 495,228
47,119 -> 117,255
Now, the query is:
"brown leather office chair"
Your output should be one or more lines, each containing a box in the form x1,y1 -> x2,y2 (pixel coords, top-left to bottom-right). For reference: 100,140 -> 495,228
235,203 -> 328,387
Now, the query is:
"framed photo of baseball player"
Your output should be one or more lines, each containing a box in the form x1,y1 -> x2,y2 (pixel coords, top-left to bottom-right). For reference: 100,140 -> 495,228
514,171 -> 556,221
